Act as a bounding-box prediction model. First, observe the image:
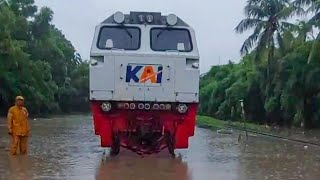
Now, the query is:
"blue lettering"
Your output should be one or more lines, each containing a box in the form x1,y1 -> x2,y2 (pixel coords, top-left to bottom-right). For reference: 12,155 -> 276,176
157,66 -> 163,83
126,65 -> 142,82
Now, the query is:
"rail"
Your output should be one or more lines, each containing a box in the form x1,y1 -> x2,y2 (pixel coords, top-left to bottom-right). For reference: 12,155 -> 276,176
229,125 -> 320,147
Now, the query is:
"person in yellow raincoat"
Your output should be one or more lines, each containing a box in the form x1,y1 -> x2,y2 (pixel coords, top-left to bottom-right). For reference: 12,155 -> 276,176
7,96 -> 31,155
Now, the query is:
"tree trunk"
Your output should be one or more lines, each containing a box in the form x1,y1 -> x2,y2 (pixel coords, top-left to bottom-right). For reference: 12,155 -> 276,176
303,96 -> 313,129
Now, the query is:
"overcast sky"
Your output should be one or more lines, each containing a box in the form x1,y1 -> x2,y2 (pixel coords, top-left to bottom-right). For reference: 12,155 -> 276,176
34,0 -> 248,73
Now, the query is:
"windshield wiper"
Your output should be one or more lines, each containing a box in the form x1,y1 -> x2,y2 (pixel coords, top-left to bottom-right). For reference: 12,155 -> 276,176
123,28 -> 133,39
156,28 -> 175,39
156,29 -> 167,39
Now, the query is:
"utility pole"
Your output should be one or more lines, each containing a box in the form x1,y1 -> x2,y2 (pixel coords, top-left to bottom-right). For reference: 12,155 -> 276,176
240,99 -> 248,140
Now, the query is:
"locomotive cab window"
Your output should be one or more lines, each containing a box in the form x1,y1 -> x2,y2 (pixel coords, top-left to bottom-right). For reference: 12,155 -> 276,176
97,26 -> 141,50
150,28 -> 193,52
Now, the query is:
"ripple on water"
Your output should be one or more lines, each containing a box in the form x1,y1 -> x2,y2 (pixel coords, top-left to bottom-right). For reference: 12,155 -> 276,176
1,116 -> 320,180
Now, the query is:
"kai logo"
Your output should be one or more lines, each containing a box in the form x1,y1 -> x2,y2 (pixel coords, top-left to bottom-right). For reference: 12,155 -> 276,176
126,64 -> 163,84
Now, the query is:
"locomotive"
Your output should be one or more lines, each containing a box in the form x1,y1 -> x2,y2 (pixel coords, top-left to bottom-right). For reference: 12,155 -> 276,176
89,11 -> 200,156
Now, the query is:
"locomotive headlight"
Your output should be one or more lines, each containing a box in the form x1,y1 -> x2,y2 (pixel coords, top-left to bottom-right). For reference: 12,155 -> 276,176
153,104 -> 160,110
159,104 -> 165,110
138,14 -> 145,23
166,14 -> 178,26
130,103 -> 136,109
165,104 -> 172,110
146,14 -> 154,23
117,103 -> 124,109
113,11 -> 125,24
177,104 -> 188,114
124,103 -> 130,109
138,103 -> 145,110
101,102 -> 112,112
145,103 -> 151,110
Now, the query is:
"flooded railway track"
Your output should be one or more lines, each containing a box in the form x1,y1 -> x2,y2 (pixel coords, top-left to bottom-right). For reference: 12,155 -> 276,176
1,115 -> 320,180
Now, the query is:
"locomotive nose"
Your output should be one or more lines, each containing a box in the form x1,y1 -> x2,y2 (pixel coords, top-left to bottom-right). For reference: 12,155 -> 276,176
113,57 -> 176,102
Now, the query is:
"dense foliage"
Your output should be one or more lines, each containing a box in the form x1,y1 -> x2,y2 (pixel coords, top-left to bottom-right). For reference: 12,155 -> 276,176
0,0 -> 89,116
200,0 -> 320,128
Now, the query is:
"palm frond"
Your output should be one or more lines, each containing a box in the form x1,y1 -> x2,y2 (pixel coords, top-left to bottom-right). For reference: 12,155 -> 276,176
294,5 -> 307,16
238,0 -> 296,60
247,0 -> 263,6
308,12 -> 320,25
281,22 -> 299,30
0,0 -> 8,8
297,22 -> 313,41
293,0 -> 315,6
235,18 -> 262,33
276,31 -> 286,54
262,0 -> 277,15
307,31 -> 320,63
283,30 -> 295,45
254,29 -> 270,62
276,5 -> 296,20
283,0 -> 292,4
245,4 -> 269,18
241,34 -> 259,55
306,2 -> 320,14
240,21 -> 266,55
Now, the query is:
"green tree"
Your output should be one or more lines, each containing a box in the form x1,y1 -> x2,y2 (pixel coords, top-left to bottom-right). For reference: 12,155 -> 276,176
235,0 -> 296,71
0,0 -> 89,116
199,0 -> 320,129
294,0 -> 320,63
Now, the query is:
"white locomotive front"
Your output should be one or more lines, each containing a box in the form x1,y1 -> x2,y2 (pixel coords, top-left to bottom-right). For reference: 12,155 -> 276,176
90,11 -> 200,156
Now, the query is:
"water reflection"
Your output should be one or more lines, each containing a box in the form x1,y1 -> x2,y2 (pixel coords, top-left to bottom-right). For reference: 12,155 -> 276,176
238,135 -> 320,180
96,153 -> 191,180
1,116 -> 320,180
7,156 -> 32,180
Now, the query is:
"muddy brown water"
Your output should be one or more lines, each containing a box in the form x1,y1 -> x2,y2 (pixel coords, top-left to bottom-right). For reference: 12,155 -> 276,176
0,115 -> 320,180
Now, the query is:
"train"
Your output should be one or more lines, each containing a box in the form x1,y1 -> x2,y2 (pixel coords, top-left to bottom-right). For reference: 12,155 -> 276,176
89,11 -> 200,156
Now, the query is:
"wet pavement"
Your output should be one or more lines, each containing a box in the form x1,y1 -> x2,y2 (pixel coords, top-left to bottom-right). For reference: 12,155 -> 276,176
0,115 -> 320,180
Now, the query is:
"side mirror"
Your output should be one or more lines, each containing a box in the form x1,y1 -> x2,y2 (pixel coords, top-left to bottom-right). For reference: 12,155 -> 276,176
177,43 -> 185,51
105,39 -> 114,49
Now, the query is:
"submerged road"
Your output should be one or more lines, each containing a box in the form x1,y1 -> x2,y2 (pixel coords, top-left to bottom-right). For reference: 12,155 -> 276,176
0,115 -> 320,180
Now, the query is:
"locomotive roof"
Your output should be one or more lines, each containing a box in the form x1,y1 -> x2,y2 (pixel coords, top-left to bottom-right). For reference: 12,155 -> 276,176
101,11 -> 190,27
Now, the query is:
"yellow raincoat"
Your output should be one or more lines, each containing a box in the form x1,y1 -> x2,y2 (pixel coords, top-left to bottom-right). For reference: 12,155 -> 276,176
7,99 -> 31,155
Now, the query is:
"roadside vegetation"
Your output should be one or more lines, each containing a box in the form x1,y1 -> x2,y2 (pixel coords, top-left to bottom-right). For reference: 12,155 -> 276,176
2,0 -> 320,129
0,0 -> 89,116
200,0 -> 320,129
197,115 -> 271,133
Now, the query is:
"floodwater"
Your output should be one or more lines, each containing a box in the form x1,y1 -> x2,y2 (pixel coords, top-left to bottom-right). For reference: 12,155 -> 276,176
0,115 -> 320,180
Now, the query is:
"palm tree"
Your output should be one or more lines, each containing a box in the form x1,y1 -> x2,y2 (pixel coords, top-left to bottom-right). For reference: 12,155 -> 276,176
294,0 -> 320,63
235,0 -> 296,64
235,0 -> 297,124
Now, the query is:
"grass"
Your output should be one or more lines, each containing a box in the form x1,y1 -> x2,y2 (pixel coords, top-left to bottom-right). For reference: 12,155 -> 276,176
197,115 -> 271,133
197,115 -> 320,147
196,116 -> 226,129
